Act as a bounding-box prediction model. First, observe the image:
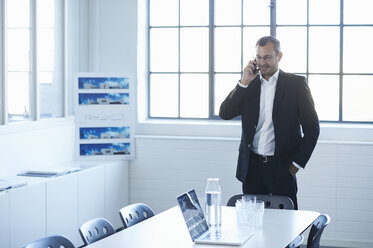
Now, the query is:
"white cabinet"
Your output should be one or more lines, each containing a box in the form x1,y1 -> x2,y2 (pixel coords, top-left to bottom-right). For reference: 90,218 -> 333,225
2,161 -> 129,248
46,173 -> 79,245
105,161 -> 129,229
77,165 -> 105,247
9,183 -> 46,248
0,192 -> 10,248
78,165 -> 105,222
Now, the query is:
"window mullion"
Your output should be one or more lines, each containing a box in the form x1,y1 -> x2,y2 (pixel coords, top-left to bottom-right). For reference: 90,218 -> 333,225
31,0 -> 39,121
178,0 -> 180,118
0,0 -> 5,124
270,0 -> 276,36
209,0 -> 214,118
62,0 -> 67,117
339,0 -> 344,122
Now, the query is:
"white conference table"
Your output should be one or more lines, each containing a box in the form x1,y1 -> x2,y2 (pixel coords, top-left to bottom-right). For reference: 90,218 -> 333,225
85,206 -> 320,248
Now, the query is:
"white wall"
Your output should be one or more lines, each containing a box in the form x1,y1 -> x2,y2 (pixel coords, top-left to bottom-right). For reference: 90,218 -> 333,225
86,0 -> 373,247
0,119 -> 75,177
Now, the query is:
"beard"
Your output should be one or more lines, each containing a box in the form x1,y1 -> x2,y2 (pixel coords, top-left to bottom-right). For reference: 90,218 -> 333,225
259,64 -> 277,78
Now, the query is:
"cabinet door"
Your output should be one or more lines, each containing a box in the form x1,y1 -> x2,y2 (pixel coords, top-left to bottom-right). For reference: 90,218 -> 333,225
9,183 -> 46,248
46,173 -> 79,245
105,161 -> 129,229
0,192 -> 10,248
78,166 -> 105,246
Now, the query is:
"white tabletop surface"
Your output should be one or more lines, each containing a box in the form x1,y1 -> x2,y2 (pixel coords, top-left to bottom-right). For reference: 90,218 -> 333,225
85,206 -> 320,248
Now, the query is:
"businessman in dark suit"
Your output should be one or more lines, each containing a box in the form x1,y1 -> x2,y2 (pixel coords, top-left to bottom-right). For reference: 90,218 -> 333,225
219,36 -> 319,210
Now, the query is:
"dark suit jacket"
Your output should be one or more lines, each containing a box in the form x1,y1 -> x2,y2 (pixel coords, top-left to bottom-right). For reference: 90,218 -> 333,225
219,70 -> 320,182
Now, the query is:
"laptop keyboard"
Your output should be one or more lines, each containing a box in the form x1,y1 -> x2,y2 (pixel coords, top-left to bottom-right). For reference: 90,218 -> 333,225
203,230 -> 226,240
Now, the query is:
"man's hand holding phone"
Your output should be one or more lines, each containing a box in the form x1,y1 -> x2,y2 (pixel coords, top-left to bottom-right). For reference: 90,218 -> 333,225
240,59 -> 259,86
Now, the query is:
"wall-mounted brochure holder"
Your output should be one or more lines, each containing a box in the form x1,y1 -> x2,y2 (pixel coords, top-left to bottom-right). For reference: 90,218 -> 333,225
75,73 -> 135,160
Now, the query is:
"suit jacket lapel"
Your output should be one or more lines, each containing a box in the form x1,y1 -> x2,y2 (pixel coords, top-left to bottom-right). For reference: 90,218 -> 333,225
273,70 -> 286,115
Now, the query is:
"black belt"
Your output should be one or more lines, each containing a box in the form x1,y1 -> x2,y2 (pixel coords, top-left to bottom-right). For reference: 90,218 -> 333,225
250,151 -> 274,163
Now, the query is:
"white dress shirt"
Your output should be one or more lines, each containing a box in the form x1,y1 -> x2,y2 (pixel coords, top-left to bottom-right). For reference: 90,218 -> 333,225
238,70 -> 302,169
252,70 -> 279,155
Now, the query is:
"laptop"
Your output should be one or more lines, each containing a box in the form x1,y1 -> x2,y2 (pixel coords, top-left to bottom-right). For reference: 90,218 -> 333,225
177,189 -> 254,246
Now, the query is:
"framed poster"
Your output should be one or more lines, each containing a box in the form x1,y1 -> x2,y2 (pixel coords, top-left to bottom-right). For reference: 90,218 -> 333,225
75,73 -> 135,160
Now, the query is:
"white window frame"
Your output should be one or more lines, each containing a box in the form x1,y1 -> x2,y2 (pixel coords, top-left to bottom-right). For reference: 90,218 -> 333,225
146,0 -> 373,124
0,0 -> 68,125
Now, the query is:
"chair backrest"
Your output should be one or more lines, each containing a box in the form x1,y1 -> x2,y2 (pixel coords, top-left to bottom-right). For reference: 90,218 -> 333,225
23,235 -> 75,248
119,203 -> 155,229
307,214 -> 331,248
79,217 -> 116,245
227,194 -> 294,210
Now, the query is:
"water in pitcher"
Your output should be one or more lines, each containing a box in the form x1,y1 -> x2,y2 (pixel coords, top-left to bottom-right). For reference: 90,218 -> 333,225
205,191 -> 222,227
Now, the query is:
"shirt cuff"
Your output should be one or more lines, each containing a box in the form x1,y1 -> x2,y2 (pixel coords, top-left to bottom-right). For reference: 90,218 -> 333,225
237,80 -> 248,88
292,162 -> 302,169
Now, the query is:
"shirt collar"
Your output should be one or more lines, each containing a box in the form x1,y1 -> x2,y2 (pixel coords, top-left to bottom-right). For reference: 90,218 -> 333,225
259,69 -> 280,85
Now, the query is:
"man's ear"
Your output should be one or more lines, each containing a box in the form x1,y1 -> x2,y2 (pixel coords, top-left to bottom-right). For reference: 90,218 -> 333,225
277,51 -> 283,62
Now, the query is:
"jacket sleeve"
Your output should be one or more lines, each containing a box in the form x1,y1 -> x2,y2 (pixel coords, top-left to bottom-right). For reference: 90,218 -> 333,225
292,77 -> 320,167
219,84 -> 246,120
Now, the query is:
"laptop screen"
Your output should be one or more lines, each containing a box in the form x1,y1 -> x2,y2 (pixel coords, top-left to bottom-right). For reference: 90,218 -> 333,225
177,189 -> 209,241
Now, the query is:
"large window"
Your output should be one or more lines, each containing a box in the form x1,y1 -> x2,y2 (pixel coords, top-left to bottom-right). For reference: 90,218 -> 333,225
1,0 -> 65,124
148,0 -> 373,122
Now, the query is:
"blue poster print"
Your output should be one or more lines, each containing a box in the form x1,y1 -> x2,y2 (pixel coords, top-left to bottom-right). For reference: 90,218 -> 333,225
79,77 -> 129,89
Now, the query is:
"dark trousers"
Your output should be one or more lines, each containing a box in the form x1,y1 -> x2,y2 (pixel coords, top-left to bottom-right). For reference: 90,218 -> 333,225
242,151 -> 299,210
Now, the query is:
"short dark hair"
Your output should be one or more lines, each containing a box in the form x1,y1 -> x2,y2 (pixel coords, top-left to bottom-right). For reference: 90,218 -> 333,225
256,36 -> 281,55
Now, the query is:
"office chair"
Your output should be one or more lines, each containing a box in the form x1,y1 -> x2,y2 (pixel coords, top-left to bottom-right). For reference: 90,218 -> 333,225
119,203 -> 155,229
307,214 -> 331,248
288,214 -> 331,248
227,194 -> 295,210
23,235 -> 75,248
79,217 -> 116,245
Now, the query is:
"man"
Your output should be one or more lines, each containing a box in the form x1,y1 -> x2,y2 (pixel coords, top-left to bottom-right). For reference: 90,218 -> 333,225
219,36 -> 319,209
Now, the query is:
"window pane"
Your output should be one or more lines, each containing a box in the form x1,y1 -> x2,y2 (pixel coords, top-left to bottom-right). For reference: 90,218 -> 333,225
276,27 -> 307,73
180,28 -> 209,72
150,74 -> 179,117
180,0 -> 209,26
6,0 -> 30,28
38,28 -> 55,71
7,29 -> 30,71
150,28 -> 178,72
243,0 -> 270,25
215,27 -> 241,72
343,76 -> 373,121
309,0 -> 339,24
39,0 -> 63,119
344,27 -> 373,73
39,81 -> 63,118
180,74 -> 209,118
214,74 -> 240,115
343,75 -> 373,121
215,0 -> 241,26
243,27 -> 270,68
344,0 -> 373,24
7,72 -> 31,122
149,0 -> 178,26
309,27 -> 339,73
37,0 -> 55,28
308,75 -> 339,121
277,0 -> 306,25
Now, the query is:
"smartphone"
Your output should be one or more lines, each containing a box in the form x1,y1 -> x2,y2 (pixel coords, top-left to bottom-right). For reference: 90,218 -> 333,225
252,60 -> 258,74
